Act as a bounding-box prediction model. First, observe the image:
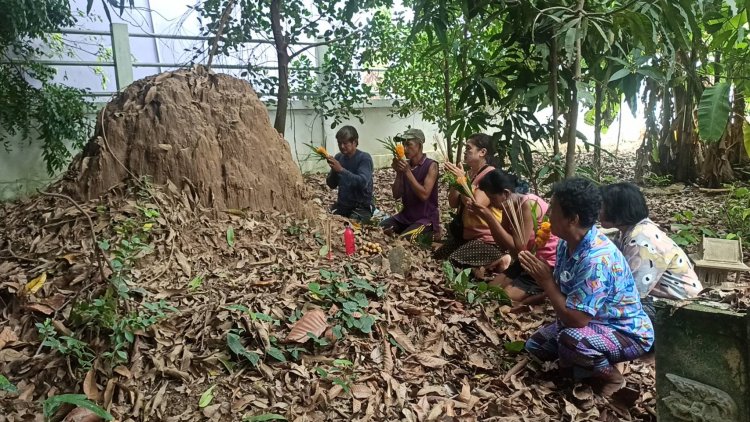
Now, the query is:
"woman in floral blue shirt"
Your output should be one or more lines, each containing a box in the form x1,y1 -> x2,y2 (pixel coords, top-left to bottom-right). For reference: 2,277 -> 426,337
519,178 -> 654,397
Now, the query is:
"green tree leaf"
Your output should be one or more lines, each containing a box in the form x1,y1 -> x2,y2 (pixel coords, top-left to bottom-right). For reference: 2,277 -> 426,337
199,385 -> 216,408
503,340 -> 526,353
266,346 -> 286,362
226,227 -> 235,247
243,414 -> 287,422
697,82 -> 732,143
227,332 -> 260,366
0,375 -> 17,393
43,394 -> 113,421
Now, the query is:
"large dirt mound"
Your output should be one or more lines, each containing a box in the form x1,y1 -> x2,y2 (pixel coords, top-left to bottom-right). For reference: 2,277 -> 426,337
69,65 -> 308,214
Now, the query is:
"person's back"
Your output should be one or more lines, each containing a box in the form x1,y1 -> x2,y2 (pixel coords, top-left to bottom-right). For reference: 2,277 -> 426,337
618,218 -> 702,299
599,183 -> 702,302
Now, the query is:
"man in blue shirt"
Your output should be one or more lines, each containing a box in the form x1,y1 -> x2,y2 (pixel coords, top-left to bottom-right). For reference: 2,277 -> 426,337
325,126 -> 374,221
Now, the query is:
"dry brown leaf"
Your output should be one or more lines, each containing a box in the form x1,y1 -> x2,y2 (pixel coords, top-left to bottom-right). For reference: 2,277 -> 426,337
83,369 -> 100,402
351,384 -> 372,399
503,357 -> 528,383
0,327 -> 18,350
286,308 -> 327,343
387,326 -> 417,354
426,401 -> 444,421
327,384 -> 343,401
113,365 -> 132,379
63,407 -> 104,422
458,378 -> 472,403
102,378 -> 116,410
18,383 -> 35,401
467,353 -> 491,370
23,303 -> 55,315
475,320 -> 501,345
416,385 -> 444,396
415,353 -> 448,369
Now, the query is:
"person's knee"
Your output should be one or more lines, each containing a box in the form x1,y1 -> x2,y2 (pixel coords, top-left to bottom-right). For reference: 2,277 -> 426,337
525,337 -> 554,361
503,285 -> 528,302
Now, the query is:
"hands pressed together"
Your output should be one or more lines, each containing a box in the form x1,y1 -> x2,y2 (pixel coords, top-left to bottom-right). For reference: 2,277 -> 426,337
518,250 -> 554,288
391,158 -> 408,174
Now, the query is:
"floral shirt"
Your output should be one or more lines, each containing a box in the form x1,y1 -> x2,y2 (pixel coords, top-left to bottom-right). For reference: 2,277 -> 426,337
616,218 -> 702,300
555,226 -> 654,349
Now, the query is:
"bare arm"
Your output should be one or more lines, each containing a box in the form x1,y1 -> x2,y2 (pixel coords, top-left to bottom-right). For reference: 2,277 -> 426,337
403,162 -> 438,202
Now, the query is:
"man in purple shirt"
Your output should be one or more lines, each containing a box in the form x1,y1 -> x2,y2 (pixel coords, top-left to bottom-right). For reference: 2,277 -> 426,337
380,128 -> 440,242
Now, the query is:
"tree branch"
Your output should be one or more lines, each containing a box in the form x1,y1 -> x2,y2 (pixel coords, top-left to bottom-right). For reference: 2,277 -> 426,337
207,0 -> 237,69
288,27 -> 366,60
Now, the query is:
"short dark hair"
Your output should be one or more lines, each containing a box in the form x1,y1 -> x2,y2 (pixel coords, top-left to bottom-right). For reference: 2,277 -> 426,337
478,169 -> 519,194
600,182 -> 649,226
336,126 -> 358,143
551,177 -> 601,227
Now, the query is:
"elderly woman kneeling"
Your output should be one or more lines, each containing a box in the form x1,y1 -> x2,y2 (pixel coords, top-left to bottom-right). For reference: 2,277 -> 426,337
518,178 -> 654,397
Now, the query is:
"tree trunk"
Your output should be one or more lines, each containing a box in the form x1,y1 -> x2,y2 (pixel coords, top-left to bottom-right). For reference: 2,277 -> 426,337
442,49 -> 453,163
593,76 -> 604,177
564,0 -> 585,178
673,86 -> 699,183
550,38 -> 560,156
702,90 -> 742,187
270,0 -> 289,136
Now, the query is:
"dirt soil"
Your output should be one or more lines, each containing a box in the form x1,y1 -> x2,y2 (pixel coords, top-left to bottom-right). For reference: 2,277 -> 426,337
68,66 -> 309,216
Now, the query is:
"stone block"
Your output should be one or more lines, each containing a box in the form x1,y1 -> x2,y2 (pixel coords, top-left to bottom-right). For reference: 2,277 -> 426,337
655,300 -> 749,421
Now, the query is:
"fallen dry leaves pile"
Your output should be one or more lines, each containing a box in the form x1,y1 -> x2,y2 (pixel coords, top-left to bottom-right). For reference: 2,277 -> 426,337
0,153 -> 675,421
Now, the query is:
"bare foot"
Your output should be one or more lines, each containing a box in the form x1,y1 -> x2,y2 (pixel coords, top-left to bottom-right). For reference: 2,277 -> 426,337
492,254 -> 512,272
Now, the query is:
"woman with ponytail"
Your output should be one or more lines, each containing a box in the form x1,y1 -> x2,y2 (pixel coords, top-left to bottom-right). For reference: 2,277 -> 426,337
434,134 -> 507,269
467,169 -> 559,306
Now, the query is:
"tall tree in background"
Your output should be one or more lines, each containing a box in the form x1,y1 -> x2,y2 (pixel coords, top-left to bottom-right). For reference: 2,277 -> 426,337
196,0 -> 393,135
1,1 -> 92,174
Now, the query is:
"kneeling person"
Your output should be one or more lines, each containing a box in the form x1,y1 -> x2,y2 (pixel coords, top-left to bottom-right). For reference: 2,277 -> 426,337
326,126 -> 374,221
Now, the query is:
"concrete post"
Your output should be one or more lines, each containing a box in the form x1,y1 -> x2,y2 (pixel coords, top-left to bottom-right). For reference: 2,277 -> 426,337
110,23 -> 133,90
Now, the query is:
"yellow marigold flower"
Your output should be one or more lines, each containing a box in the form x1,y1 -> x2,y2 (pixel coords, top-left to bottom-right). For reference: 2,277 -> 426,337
540,221 -> 551,231
395,144 -> 405,159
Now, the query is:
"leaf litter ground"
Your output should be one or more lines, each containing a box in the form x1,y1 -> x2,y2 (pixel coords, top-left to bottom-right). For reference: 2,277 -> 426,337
1,152 -> 746,421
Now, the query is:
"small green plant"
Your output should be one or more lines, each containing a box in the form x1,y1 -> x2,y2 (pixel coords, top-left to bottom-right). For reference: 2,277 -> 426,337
0,375 -> 18,394
315,359 -> 355,393
36,319 -> 95,370
644,172 -> 673,187
306,271 -> 384,338
227,329 -> 261,367
226,227 -> 236,247
670,210 -> 716,247
725,185 -> 750,241
442,261 -> 510,305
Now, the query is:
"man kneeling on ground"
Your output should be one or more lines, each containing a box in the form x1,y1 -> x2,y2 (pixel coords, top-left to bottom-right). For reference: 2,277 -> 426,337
326,126 -> 374,221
